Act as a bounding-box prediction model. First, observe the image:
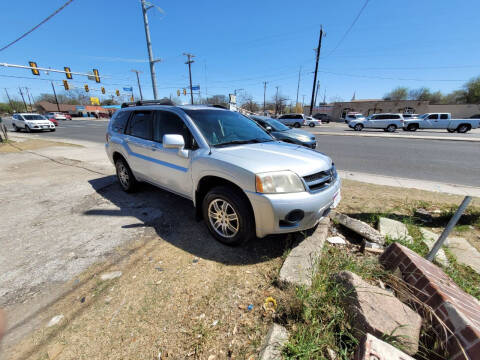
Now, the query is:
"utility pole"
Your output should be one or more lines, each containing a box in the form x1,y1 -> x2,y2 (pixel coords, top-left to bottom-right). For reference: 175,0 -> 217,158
309,25 -> 324,116
275,86 -> 279,116
314,80 -> 320,110
140,0 -> 160,99
295,67 -> 301,106
50,82 -> 61,112
263,81 -> 267,114
25,87 -> 33,110
18,87 -> 28,112
183,53 -> 195,104
4,88 -> 14,112
131,70 -> 143,100
323,88 -> 326,104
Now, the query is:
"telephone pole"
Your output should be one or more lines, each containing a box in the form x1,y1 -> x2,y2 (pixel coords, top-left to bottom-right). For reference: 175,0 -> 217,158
309,25 -> 324,115
4,88 -> 14,112
295,67 -> 301,106
131,69 -> 143,100
50,82 -> 61,112
263,81 -> 267,113
183,53 -> 195,104
313,80 -> 320,109
275,86 -> 279,116
323,88 -> 326,104
140,0 -> 160,99
18,87 -> 28,112
25,87 -> 33,110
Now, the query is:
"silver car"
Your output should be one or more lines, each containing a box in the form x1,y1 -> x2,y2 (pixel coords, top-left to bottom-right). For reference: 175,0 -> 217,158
349,113 -> 404,132
105,103 -> 341,245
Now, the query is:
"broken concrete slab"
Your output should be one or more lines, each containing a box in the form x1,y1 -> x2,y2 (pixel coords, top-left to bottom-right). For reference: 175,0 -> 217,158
46,315 -> 64,328
259,323 -> 289,360
100,271 -> 122,281
378,217 -> 413,243
419,228 -> 449,267
279,218 -> 330,287
333,271 -> 422,355
327,236 -> 346,245
446,237 -> 480,274
354,333 -> 414,360
414,208 -> 433,223
331,211 -> 385,245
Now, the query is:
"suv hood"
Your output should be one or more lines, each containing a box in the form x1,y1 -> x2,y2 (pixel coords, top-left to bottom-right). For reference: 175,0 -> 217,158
211,141 -> 332,176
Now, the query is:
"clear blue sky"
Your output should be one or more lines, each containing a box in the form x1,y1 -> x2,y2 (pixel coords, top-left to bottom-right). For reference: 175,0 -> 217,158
1,0 -> 479,105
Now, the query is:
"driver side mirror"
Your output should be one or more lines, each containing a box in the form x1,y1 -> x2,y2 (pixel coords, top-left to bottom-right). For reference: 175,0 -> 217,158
163,134 -> 188,158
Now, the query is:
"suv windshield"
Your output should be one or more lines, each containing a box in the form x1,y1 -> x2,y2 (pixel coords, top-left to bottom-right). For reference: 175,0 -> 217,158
184,109 -> 273,147
23,115 -> 45,120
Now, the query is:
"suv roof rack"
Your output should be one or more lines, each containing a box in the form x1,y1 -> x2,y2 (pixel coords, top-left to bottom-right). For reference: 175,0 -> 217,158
121,99 -> 175,108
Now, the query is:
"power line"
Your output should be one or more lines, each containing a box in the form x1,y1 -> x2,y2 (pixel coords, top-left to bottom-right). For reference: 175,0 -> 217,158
324,0 -> 371,58
318,69 -> 467,82
0,0 -> 75,52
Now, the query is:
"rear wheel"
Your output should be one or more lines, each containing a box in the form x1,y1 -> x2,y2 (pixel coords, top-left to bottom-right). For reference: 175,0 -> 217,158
309,122 -> 315,127
354,124 -> 363,131
407,124 -> 418,132
294,122 -> 301,128
203,186 -> 254,246
457,124 -> 470,133
115,157 -> 137,192
386,124 -> 397,132
447,129 -> 456,133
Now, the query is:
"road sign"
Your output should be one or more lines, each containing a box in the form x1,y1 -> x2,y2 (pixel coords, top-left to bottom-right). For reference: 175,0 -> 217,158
123,87 -> 133,92
90,97 -> 100,105
191,85 -> 200,91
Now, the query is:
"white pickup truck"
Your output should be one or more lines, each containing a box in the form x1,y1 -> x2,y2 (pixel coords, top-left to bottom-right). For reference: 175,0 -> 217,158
403,113 -> 479,133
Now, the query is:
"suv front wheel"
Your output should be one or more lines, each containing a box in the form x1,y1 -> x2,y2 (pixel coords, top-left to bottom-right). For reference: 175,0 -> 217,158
203,186 -> 254,246
115,157 -> 137,192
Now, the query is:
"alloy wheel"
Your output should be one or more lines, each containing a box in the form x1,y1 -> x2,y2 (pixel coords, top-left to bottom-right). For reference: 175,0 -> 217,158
208,199 -> 239,238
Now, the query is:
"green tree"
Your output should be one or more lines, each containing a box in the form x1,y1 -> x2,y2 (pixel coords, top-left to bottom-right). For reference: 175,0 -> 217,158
383,87 -> 408,100
464,76 -> 480,103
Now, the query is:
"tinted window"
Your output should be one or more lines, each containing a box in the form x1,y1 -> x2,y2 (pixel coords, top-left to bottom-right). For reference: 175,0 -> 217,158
294,115 -> 303,119
154,111 -> 193,149
427,114 -> 438,120
127,111 -> 153,140
391,115 -> 400,119
440,114 -> 449,119
23,115 -> 45,120
111,111 -> 131,133
279,115 -> 289,119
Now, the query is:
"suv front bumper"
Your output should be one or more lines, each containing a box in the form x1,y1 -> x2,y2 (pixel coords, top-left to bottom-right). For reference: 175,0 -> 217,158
246,177 -> 341,238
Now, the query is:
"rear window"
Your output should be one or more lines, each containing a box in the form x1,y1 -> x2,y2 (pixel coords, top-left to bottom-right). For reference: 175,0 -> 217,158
440,114 -> 449,119
111,111 -> 131,133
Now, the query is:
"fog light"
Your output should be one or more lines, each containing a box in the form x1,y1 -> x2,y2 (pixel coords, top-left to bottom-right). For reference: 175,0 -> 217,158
285,209 -> 304,223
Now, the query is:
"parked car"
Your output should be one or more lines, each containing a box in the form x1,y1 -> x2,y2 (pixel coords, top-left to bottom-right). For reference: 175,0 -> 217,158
64,113 -> 72,120
106,103 -> 341,245
12,113 -> 56,132
45,115 -> 58,126
344,112 -> 365,124
277,113 -> 307,128
46,112 -> 68,121
313,113 -> 331,123
349,113 -> 404,132
249,115 -> 317,148
403,113 -> 480,133
304,116 -> 322,127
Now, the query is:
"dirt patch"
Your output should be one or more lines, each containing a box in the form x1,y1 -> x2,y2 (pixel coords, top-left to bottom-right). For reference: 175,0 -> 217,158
0,139 -> 80,153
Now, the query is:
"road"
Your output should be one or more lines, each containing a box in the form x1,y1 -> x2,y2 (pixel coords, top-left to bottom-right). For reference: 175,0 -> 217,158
5,119 -> 480,187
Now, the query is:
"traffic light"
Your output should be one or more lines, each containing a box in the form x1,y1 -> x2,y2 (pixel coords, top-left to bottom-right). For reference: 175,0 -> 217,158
64,67 -> 72,79
29,61 -> 40,76
63,80 -> 70,90
93,69 -> 100,83
101,87 -> 105,94
84,84 -> 89,92
183,88 -> 187,95
177,89 -> 180,97
116,90 -> 120,96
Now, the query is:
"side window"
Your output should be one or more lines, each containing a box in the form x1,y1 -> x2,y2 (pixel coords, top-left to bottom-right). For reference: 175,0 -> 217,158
127,111 -> 153,140
427,114 -> 438,120
294,115 -> 303,119
154,111 -> 194,149
370,115 -> 377,120
392,115 -> 400,119
111,111 -> 130,133
440,114 -> 449,119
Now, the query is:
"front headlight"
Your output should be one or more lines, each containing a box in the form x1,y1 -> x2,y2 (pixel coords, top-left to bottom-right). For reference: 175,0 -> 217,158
255,171 -> 305,194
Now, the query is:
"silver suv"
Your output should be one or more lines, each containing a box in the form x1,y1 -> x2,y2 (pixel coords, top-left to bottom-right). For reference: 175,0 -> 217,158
105,102 -> 341,245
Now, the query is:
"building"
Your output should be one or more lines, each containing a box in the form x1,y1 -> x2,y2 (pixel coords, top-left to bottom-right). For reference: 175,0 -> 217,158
35,101 -> 114,117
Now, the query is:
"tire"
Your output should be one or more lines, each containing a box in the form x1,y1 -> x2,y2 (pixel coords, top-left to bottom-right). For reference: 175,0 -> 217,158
294,122 -> 301,128
447,129 -> 456,133
50,129 -> 56,132
354,124 -> 363,131
407,124 -> 418,132
202,186 -> 254,246
13,124 -> 19,132
309,123 -> 315,128
456,124 -> 470,133
115,157 -> 137,193
386,124 -> 397,132
24,125 -> 31,133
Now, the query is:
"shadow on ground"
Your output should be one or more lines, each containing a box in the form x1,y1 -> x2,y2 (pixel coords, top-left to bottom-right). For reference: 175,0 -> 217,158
85,176 -> 298,266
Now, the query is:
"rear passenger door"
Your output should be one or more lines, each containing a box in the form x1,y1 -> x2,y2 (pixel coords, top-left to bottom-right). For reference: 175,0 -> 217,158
424,114 -> 439,128
149,110 -> 194,198
438,113 -> 450,128
124,110 -> 155,179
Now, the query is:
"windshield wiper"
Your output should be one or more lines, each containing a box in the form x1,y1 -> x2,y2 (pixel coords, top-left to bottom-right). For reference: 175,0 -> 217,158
214,138 -> 272,147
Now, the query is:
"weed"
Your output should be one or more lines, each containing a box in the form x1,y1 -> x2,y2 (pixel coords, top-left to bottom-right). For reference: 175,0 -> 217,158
443,249 -> 480,300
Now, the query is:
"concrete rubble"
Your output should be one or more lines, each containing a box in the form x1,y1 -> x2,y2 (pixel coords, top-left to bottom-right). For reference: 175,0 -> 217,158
378,217 -> 413,243
446,236 -> 480,274
354,333 -> 415,360
330,211 -> 385,245
419,228 -> 449,267
258,324 -> 289,360
333,271 -> 422,355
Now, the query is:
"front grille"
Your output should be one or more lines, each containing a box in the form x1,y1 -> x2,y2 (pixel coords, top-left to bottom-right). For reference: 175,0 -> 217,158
303,166 -> 336,192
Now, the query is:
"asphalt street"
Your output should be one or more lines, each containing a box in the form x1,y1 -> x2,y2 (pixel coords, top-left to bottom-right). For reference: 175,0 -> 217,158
5,119 -> 480,187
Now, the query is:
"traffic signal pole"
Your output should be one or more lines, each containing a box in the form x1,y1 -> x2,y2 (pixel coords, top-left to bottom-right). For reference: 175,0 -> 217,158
140,0 -> 159,100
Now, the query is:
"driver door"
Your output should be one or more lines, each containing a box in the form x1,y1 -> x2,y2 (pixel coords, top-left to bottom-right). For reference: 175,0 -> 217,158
424,114 -> 438,128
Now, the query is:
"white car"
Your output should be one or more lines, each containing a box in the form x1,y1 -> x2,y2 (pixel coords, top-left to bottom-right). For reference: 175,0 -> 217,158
46,112 -> 68,121
349,113 -> 404,132
12,113 -> 56,132
344,113 -> 365,124
277,114 -> 307,128
305,116 -> 322,127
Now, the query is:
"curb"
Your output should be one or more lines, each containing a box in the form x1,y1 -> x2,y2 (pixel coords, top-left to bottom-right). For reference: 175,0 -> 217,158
278,217 -> 330,287
311,131 -> 480,142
